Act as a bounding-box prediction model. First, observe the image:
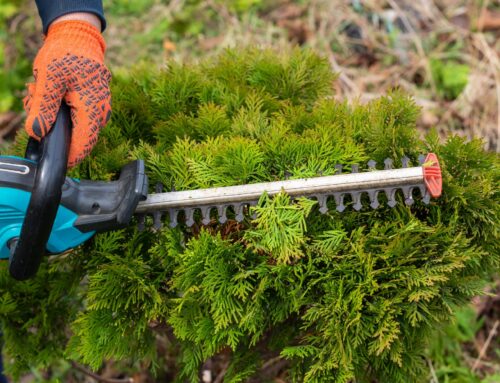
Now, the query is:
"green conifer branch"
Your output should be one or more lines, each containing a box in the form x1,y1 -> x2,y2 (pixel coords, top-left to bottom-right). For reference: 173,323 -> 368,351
0,47 -> 498,382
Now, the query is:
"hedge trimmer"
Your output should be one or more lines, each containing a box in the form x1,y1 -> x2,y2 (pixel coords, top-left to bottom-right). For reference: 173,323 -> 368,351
0,105 -> 442,280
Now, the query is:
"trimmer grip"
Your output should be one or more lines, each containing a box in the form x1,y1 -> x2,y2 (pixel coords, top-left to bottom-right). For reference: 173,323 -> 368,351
9,103 -> 71,280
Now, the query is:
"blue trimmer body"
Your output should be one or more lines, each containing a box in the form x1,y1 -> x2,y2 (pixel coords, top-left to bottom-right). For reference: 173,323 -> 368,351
1,103 -> 147,280
0,157 -> 95,259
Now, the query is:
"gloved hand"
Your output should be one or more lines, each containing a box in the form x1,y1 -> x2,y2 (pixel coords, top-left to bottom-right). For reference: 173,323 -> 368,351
24,20 -> 111,167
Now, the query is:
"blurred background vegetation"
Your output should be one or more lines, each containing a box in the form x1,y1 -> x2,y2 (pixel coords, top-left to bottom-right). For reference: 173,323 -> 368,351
0,0 -> 499,382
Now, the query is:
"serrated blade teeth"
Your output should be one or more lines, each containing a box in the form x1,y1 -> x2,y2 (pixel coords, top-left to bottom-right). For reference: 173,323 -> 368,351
416,185 -> 431,205
137,153 -> 437,228
422,190 -> 431,204
234,204 -> 245,222
249,200 -> 258,220
334,193 -> 346,212
152,183 -> 165,230
401,156 -> 410,168
368,190 -> 380,209
385,188 -> 398,208
185,208 -> 195,227
384,158 -> 393,170
418,185 -> 426,197
217,205 -> 228,224
201,206 -> 212,225
316,194 -> 329,214
352,192 -> 363,211
403,186 -> 414,205
153,211 -> 163,230
169,209 -> 179,228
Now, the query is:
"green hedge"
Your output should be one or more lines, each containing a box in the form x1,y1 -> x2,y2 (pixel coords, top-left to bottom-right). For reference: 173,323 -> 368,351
1,48 -> 498,382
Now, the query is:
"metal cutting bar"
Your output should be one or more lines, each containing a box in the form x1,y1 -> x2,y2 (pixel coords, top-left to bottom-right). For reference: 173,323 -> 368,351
135,166 -> 424,213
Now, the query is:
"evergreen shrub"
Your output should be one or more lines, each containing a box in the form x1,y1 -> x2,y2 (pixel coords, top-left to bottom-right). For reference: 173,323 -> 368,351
1,48 -> 499,382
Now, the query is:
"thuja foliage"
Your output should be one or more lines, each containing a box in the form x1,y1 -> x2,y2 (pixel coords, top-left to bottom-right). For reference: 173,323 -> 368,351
1,48 -> 499,382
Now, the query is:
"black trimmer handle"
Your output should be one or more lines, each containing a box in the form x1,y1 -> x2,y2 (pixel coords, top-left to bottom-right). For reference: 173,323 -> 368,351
9,102 -> 71,280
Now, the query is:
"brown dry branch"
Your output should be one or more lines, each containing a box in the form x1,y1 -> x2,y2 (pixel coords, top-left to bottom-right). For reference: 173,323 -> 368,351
0,112 -> 23,144
472,320 -> 500,372
427,357 -> 440,383
478,9 -> 500,31
212,360 -> 229,383
472,33 -> 500,152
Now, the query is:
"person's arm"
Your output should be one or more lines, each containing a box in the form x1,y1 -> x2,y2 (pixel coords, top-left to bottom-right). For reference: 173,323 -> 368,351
35,0 -> 106,33
24,1 -> 112,167
52,12 -> 101,30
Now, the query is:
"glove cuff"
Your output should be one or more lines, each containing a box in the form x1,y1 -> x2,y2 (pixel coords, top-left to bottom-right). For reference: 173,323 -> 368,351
45,20 -> 106,61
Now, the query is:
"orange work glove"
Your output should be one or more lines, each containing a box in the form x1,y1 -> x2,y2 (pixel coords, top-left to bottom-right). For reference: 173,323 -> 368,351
24,20 -> 111,167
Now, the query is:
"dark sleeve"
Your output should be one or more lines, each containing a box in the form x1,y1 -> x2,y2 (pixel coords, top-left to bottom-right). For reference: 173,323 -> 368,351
35,0 -> 106,34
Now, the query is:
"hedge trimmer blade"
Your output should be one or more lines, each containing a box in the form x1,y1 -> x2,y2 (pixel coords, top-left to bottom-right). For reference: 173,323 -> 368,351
135,153 -> 442,229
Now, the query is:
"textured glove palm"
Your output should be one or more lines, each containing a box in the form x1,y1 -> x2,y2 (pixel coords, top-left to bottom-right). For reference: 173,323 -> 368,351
24,20 -> 111,167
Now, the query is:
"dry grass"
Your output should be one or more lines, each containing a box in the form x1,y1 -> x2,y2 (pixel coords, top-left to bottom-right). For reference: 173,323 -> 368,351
103,0 -> 499,152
